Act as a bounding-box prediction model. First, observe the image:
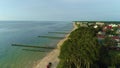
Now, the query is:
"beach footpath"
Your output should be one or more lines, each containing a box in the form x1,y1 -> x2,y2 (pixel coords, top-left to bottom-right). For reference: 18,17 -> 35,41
34,22 -> 77,68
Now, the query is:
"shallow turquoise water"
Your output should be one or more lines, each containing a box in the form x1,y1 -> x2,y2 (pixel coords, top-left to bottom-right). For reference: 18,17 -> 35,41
0,21 -> 73,68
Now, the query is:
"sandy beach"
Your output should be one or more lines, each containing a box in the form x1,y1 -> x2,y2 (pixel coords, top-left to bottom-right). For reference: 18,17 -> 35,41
34,22 -> 77,68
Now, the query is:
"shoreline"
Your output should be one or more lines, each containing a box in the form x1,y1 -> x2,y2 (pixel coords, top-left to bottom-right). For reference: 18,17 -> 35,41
34,22 -> 77,68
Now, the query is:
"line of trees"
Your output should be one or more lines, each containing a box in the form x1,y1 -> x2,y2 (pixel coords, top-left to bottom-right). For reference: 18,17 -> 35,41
57,27 -> 100,68
57,26 -> 120,68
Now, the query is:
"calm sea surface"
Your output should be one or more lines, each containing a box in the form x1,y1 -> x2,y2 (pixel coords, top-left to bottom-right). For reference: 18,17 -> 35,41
0,21 -> 73,68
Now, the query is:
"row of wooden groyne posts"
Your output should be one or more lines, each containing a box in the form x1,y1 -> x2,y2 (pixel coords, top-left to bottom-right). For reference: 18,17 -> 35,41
11,31 -> 70,52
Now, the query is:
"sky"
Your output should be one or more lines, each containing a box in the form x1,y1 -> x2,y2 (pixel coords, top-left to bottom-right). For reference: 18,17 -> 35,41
0,0 -> 120,21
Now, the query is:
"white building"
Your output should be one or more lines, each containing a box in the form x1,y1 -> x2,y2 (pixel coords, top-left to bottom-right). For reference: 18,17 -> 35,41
96,22 -> 105,26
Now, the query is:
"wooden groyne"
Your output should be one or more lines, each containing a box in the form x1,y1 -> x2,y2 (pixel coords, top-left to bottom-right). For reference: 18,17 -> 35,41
59,29 -> 71,31
38,36 -> 64,39
22,49 -> 49,52
48,32 -> 69,34
12,44 -> 55,49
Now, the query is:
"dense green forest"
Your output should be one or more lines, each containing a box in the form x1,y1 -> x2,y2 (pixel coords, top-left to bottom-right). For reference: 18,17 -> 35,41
57,26 -> 120,68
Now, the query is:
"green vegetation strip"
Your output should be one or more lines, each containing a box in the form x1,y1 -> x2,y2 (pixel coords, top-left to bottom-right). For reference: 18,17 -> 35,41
38,36 -> 64,39
48,32 -> 69,34
57,27 -> 100,68
11,44 -> 55,49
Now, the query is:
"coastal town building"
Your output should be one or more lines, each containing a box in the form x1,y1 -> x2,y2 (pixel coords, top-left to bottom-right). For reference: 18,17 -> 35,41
96,22 -> 105,26
94,25 -> 98,28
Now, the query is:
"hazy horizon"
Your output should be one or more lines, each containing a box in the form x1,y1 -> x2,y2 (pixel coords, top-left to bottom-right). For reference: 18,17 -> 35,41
0,0 -> 120,21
